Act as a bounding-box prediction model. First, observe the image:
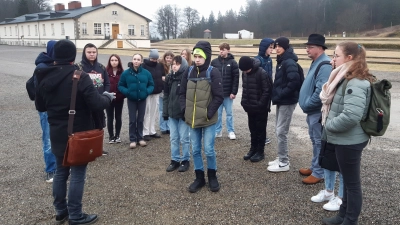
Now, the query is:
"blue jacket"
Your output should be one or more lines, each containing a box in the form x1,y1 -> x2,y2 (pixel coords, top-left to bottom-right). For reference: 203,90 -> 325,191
271,47 -> 301,105
299,54 -> 332,114
118,65 -> 154,101
255,38 -> 274,78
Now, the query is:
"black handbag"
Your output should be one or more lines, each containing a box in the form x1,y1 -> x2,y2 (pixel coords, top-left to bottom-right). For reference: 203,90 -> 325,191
319,140 -> 340,172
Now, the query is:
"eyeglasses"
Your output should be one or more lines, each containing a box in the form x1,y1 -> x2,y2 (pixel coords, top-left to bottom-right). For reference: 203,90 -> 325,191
305,46 -> 317,49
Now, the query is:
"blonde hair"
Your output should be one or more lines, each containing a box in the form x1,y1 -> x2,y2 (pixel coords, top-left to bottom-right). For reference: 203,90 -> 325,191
181,49 -> 192,66
337,42 -> 375,83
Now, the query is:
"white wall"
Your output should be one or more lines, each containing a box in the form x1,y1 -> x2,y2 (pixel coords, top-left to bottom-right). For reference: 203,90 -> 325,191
223,33 -> 239,39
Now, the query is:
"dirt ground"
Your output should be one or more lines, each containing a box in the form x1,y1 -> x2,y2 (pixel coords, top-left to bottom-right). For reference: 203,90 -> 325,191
0,45 -> 399,225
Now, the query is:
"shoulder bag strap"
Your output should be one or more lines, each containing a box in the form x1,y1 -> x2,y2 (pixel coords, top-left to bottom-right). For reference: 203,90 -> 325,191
67,70 -> 82,135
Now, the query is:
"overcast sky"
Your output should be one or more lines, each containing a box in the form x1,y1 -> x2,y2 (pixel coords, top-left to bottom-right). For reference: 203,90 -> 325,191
50,0 -> 245,21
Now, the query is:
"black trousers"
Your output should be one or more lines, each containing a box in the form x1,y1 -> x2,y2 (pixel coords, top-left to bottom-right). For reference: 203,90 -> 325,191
247,112 -> 268,152
336,141 -> 368,225
105,100 -> 124,138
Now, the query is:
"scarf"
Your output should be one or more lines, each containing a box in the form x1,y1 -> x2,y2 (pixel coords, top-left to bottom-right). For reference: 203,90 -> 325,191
320,61 -> 352,126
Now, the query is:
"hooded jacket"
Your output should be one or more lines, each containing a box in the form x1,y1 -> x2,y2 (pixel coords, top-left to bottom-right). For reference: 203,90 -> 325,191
210,53 -> 239,97
163,57 -> 189,119
142,58 -> 165,95
35,64 -> 111,157
241,58 -> 273,114
272,47 -> 301,105
299,53 -> 332,114
118,65 -> 154,102
78,45 -> 110,94
255,38 -> 274,78
179,41 -> 223,128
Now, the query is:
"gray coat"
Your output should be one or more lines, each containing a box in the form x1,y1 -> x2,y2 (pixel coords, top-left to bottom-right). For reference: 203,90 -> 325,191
323,78 -> 371,145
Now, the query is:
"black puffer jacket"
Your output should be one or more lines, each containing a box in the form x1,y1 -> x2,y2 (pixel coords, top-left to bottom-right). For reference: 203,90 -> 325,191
179,41 -> 223,120
35,64 -> 111,157
210,53 -> 239,97
272,47 -> 301,105
241,59 -> 273,114
142,59 -> 165,95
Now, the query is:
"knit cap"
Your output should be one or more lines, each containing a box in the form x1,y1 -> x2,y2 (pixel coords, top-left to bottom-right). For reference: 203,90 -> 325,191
149,49 -> 159,59
274,37 -> 290,50
53,39 -> 76,63
239,56 -> 253,71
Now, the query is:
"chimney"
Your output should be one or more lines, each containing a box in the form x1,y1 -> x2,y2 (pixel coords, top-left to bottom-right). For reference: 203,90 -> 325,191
68,1 -> 82,10
92,0 -> 101,7
54,3 -> 65,11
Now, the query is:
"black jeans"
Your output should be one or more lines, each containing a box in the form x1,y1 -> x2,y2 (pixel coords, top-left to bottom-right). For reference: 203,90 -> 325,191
247,112 -> 268,152
106,100 -> 124,138
127,99 -> 146,142
336,141 -> 368,225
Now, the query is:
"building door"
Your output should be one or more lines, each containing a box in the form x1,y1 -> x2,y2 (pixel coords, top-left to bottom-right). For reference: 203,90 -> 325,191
104,23 -> 110,39
112,24 -> 119,39
117,41 -> 123,48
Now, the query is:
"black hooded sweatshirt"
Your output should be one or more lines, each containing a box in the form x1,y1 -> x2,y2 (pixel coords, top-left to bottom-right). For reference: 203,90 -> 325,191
142,58 -> 165,95
35,64 -> 111,157
179,41 -> 223,120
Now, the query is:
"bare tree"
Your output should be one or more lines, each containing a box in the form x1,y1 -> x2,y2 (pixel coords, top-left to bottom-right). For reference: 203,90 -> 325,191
171,5 -> 181,39
183,7 -> 199,38
155,5 -> 175,39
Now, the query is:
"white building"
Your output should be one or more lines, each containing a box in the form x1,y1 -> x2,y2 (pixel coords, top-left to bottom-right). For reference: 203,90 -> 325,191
223,29 -> 254,39
0,0 -> 152,48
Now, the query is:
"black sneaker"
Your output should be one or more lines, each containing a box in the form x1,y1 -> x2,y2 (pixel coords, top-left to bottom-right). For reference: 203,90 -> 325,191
102,150 -> 108,156
250,152 -> 265,162
55,211 -> 68,224
108,136 -> 115,144
166,160 -> 180,172
150,133 -> 161,138
46,171 -> 55,183
178,160 -> 190,172
68,214 -> 98,225
143,135 -> 151,141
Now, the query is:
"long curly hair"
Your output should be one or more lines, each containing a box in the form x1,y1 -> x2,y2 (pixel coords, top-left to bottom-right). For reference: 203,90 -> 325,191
337,42 -> 375,83
161,51 -> 174,75
181,49 -> 193,66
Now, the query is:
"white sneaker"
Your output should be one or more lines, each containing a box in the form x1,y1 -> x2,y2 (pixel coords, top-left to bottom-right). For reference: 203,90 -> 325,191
228,132 -> 236,140
267,162 -> 290,172
129,142 -> 136,149
323,196 -> 342,211
268,157 -> 279,166
311,190 -> 334,203
215,132 -> 222,138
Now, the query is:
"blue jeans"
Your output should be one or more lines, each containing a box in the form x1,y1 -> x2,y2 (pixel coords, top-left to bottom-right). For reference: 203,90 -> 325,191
190,123 -> 217,171
159,96 -> 169,132
307,113 -> 324,179
169,118 -> 190,161
53,156 -> 88,220
324,169 -> 344,198
38,111 -> 56,173
215,97 -> 234,134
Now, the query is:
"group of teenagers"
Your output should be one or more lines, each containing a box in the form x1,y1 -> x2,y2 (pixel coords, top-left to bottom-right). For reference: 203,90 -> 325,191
31,32 -> 374,224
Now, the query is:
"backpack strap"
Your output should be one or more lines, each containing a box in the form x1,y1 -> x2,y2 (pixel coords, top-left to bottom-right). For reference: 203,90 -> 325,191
314,61 -> 331,79
341,79 -> 349,96
187,66 -> 194,79
187,66 -> 213,83
206,66 -> 213,80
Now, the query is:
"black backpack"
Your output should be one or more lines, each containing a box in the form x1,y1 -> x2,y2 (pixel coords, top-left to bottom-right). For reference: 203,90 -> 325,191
297,63 -> 305,89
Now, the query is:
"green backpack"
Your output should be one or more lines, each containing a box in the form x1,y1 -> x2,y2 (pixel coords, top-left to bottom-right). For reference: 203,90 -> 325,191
342,77 -> 392,136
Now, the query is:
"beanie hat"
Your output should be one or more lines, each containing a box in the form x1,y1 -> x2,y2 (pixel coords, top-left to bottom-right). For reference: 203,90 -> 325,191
274,37 -> 290,50
193,48 -> 207,59
149,49 -> 159,59
53,39 -> 76,63
239,56 -> 253,71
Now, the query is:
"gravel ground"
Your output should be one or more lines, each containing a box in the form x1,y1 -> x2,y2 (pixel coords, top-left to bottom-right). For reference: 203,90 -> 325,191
0,45 -> 399,225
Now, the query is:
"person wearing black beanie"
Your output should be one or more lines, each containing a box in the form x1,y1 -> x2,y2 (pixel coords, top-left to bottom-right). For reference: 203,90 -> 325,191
239,56 -> 273,163
268,36 -> 301,173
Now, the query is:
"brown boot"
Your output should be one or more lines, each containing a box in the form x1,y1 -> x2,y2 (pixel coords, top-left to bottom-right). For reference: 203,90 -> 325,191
302,175 -> 324,184
299,168 -> 312,176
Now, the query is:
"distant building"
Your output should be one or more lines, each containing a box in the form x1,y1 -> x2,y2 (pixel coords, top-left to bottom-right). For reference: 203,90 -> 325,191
224,29 -> 254,39
0,0 -> 152,48
204,29 -> 212,39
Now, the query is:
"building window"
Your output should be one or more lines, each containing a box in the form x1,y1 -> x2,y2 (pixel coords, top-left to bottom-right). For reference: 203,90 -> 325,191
112,11 -> 117,15
51,23 -> 55,36
35,25 -> 38,36
42,24 -> 46,36
82,22 -> 87,35
4,27 -> 6,36
61,23 -> 65,35
128,25 -> 135,35
141,25 -> 145,36
94,23 -> 101,35
27,25 -> 30,36
21,26 -> 24,36
15,26 -> 18,36
10,27 -> 12,36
